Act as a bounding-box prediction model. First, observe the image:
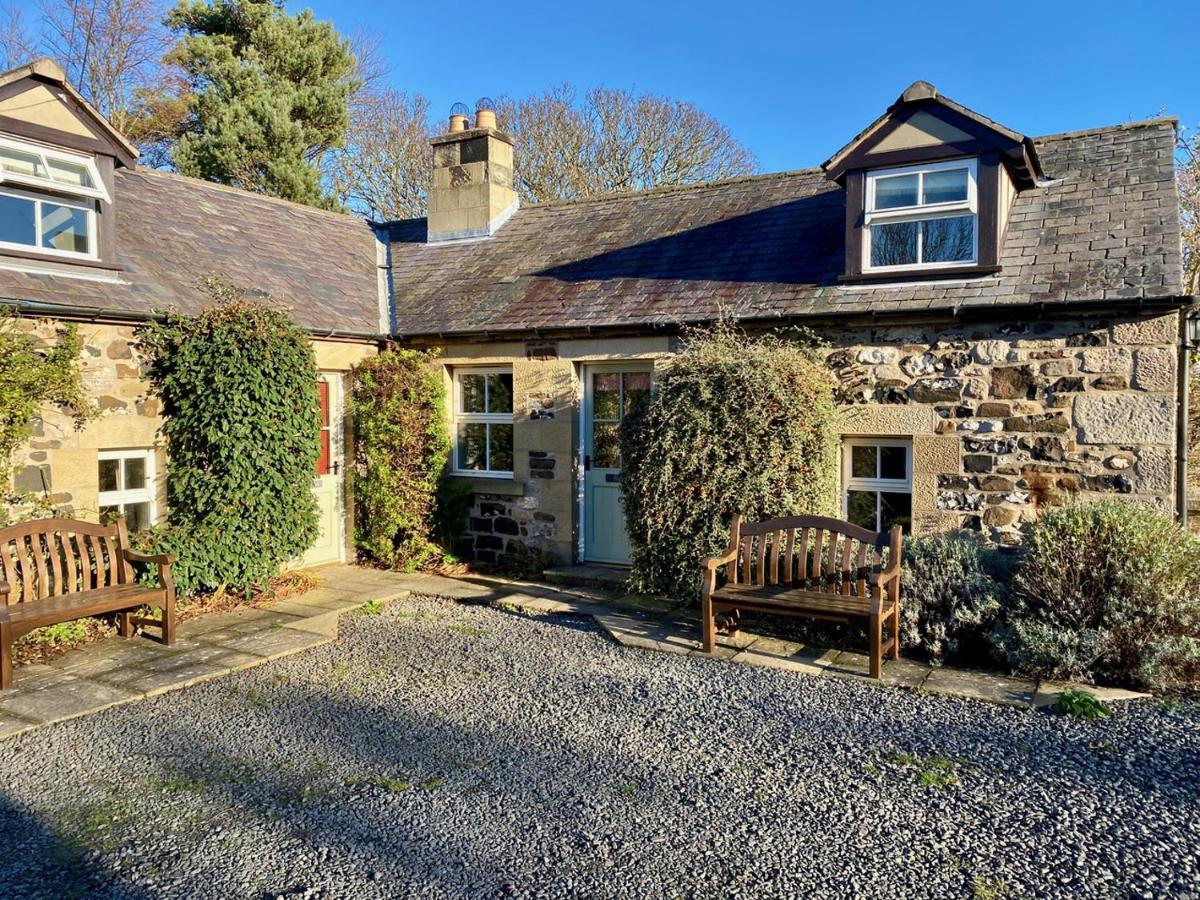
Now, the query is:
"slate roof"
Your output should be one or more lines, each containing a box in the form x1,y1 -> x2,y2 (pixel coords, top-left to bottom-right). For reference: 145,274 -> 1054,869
0,167 -> 382,334
383,118 -> 1185,338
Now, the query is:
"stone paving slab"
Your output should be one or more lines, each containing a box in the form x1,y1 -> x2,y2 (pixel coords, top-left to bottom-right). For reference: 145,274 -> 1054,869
1031,679 -> 1152,708
0,565 -> 412,740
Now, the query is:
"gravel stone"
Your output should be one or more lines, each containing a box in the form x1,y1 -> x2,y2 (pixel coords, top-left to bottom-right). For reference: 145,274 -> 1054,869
0,594 -> 1196,899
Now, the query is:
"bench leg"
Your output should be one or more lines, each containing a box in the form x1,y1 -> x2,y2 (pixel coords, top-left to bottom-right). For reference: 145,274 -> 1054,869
0,621 -> 12,691
890,602 -> 901,660
701,595 -> 716,654
161,596 -> 177,647
117,609 -> 135,638
869,612 -> 883,680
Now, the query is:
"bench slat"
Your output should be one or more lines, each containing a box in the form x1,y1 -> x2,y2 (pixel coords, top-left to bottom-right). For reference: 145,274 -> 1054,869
47,530 -> 64,597
840,536 -> 853,596
783,528 -> 796,586
856,541 -> 868,596
798,528 -> 809,584
16,535 -> 34,602
62,532 -> 78,594
812,529 -> 824,592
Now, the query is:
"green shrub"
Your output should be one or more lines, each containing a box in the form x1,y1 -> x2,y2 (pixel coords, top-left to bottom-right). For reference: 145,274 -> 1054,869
995,500 -> 1200,690
349,348 -> 449,571
899,534 -> 1002,666
621,325 -> 838,600
136,284 -> 320,594
1054,689 -> 1113,722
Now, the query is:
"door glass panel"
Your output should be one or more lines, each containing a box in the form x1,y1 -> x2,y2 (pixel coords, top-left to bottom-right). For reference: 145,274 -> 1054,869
623,372 -> 651,416
592,373 -> 620,420
41,202 -> 90,253
847,490 -> 877,530
880,492 -> 912,532
125,501 -> 152,533
457,422 -> 486,470
123,456 -> 146,490
851,445 -> 877,479
486,372 -> 513,413
99,459 -> 120,493
459,374 -> 485,413
879,445 -> 907,480
592,423 -> 621,469
99,505 -> 119,524
0,193 -> 36,246
488,423 -> 513,472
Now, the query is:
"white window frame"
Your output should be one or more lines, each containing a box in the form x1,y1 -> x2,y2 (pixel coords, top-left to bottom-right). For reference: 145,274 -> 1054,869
0,135 -> 109,202
863,158 -> 978,273
841,437 -> 912,531
98,449 -> 157,528
452,367 -> 514,478
0,184 -> 97,260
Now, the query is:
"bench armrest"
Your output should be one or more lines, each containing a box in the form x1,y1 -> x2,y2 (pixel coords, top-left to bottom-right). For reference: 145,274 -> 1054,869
699,548 -> 739,572
868,563 -> 901,589
123,548 -> 177,566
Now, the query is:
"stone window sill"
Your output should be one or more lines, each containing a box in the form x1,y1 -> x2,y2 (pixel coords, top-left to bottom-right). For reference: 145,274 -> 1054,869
448,474 -> 526,497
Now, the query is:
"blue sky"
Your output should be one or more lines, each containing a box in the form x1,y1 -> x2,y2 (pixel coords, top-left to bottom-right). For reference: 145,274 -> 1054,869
307,0 -> 1199,174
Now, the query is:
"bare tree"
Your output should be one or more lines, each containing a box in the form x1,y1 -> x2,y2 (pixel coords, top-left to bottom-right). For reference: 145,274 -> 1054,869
497,84 -> 756,203
327,87 -> 432,220
0,6 -> 34,70
1180,126 -> 1200,295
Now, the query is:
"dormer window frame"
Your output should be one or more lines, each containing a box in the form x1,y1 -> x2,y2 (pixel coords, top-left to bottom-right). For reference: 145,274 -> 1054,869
0,134 -> 109,203
862,157 -> 979,274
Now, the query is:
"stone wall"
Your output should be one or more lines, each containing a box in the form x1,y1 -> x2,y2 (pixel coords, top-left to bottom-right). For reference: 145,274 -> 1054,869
823,311 -> 1179,543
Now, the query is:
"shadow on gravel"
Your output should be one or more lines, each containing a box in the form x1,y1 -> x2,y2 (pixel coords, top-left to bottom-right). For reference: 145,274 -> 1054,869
0,792 -> 152,900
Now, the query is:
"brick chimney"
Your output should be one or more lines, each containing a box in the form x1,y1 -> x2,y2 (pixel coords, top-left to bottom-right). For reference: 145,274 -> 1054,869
427,98 -> 518,243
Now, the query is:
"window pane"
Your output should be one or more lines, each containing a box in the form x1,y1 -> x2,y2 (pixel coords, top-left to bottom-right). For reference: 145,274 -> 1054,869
880,446 -> 907,481
847,490 -> 878,530
0,193 -> 36,246
922,215 -> 975,263
124,501 -> 152,533
488,423 -> 513,472
123,456 -> 147,490
459,374 -> 485,413
98,459 -> 120,493
880,492 -> 912,533
46,158 -> 93,188
873,173 -> 918,209
98,505 -> 120,525
592,373 -> 620,420
41,202 -> 90,254
592,423 -> 621,469
922,168 -> 968,204
622,372 -> 651,417
870,220 -> 918,267
486,372 -> 513,414
457,422 -> 487,470
851,445 -> 877,479
0,146 -> 47,178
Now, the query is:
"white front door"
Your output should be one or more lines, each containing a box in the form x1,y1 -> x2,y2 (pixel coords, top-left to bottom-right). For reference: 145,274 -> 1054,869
298,372 -> 345,569
582,364 -> 652,565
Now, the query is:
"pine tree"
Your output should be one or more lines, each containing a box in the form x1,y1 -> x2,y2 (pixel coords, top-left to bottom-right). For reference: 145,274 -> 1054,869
165,0 -> 358,208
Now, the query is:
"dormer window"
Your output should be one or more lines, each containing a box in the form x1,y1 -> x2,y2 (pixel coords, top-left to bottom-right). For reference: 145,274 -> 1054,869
864,159 -> 977,271
0,136 -> 106,260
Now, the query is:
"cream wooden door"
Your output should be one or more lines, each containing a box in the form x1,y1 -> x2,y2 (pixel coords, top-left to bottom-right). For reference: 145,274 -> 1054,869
297,373 -> 344,568
582,364 -> 652,564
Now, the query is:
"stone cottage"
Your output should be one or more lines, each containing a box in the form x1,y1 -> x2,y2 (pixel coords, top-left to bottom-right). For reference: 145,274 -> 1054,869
1,60 -> 1191,570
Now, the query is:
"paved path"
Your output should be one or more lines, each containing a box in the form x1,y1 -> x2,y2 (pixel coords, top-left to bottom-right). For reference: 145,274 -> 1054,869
0,566 -> 408,740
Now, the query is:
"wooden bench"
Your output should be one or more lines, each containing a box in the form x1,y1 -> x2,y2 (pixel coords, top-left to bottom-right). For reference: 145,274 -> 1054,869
699,514 -> 903,679
0,515 -> 176,689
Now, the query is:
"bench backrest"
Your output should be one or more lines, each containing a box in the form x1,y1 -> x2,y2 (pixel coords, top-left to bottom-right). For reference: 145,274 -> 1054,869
0,516 -> 133,604
727,514 -> 901,598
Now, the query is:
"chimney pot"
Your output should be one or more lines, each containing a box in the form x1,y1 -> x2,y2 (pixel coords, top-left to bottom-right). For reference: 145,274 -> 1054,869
474,96 -> 497,130
448,114 -> 468,133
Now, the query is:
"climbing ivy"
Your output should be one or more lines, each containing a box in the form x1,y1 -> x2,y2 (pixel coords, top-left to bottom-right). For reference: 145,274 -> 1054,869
349,348 -> 450,570
135,283 -> 320,594
0,309 -> 92,524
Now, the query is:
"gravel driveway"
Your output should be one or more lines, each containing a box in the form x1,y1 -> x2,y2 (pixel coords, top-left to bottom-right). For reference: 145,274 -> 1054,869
0,594 -> 1196,899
